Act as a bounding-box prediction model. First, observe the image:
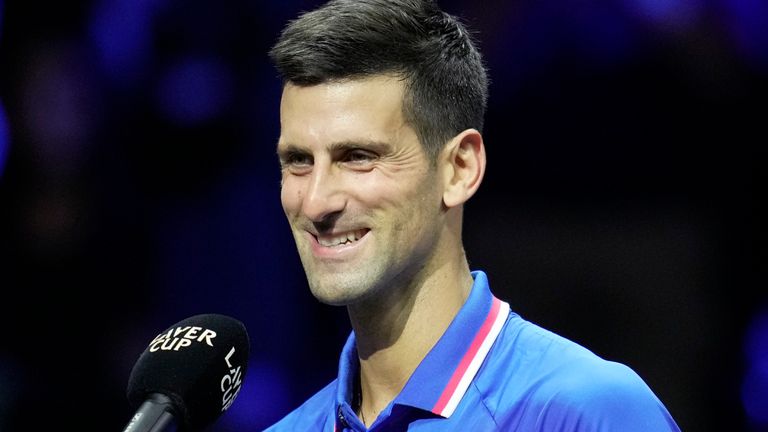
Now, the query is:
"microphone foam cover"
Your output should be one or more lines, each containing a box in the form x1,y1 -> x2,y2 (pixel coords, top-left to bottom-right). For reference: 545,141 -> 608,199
127,313 -> 250,430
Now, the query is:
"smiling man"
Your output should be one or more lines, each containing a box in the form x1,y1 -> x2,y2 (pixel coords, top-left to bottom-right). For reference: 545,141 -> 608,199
277,76 -> 467,309
266,1 -> 680,431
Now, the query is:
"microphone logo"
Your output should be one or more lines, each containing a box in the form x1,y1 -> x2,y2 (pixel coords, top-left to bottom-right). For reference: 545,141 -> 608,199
148,325 -> 218,352
220,346 -> 244,411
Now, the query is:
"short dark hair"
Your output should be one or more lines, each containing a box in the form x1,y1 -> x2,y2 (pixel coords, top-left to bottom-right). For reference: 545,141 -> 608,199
269,0 -> 489,161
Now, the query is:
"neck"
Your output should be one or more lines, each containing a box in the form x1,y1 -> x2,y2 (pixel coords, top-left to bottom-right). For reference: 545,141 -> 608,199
348,252 -> 474,427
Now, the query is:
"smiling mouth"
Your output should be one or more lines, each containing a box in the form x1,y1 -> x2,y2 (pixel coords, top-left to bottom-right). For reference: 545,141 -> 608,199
315,229 -> 369,247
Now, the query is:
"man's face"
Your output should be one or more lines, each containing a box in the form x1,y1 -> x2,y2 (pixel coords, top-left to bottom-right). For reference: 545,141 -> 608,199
277,76 -> 447,306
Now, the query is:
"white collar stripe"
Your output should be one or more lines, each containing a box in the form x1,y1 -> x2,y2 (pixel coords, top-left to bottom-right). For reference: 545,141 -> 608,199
433,298 -> 511,417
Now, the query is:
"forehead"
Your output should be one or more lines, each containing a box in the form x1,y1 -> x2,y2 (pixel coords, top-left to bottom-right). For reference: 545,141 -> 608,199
278,76 -> 410,148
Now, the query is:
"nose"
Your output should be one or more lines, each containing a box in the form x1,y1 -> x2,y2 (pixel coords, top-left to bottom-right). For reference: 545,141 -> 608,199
301,162 -> 346,222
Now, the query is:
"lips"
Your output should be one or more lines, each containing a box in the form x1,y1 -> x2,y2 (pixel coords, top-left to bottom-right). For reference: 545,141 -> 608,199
316,229 -> 369,247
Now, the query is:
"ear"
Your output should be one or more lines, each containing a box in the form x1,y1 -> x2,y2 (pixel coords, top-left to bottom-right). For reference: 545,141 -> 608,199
441,129 -> 486,208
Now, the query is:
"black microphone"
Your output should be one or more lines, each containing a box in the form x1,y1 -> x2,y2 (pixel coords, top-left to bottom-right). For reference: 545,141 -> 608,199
123,313 -> 250,432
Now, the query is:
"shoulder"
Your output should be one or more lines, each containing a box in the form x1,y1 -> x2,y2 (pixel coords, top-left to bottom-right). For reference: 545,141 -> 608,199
542,358 -> 664,414
485,313 -> 621,380
264,380 -> 337,432
480,315 -> 680,431
534,360 -> 680,431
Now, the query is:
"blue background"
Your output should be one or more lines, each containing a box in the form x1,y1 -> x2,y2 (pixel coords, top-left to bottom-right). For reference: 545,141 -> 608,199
0,0 -> 765,430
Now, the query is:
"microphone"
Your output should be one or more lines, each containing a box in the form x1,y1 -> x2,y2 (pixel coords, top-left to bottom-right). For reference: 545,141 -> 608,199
123,313 -> 250,432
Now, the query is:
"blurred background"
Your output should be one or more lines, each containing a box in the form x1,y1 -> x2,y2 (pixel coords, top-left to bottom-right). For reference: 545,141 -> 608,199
0,0 -> 765,430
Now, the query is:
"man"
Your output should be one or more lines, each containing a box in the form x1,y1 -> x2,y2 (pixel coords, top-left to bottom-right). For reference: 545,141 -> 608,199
266,0 -> 680,430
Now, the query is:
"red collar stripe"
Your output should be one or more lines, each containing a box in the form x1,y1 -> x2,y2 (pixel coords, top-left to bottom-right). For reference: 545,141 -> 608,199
431,297 -> 510,417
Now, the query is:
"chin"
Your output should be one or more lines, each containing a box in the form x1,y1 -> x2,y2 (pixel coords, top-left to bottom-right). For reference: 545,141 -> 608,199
307,276 -> 375,306
310,288 -> 358,307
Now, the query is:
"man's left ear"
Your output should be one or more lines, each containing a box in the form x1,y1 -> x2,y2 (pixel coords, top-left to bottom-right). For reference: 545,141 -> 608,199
441,129 -> 486,208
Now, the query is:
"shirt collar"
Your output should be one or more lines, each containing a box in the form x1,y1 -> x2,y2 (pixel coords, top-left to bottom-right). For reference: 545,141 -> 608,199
334,270 -> 510,423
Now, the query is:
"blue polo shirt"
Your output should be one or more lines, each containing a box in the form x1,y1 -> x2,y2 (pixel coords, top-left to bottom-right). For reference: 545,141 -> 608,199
265,271 -> 680,431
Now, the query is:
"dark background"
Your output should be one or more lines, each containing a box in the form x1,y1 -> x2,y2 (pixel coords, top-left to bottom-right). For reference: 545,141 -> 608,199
0,0 -> 765,430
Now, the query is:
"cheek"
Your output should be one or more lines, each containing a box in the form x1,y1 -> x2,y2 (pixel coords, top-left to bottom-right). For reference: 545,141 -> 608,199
280,181 -> 302,215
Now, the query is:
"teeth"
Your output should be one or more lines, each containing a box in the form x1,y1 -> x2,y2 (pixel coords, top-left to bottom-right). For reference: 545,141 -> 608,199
318,229 -> 367,247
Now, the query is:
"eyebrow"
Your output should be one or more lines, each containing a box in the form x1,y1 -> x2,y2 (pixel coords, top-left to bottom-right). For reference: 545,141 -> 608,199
329,140 -> 392,154
276,139 -> 393,158
275,143 -> 304,159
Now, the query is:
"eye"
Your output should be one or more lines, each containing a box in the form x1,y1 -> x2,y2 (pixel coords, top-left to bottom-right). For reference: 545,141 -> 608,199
286,152 -> 312,165
343,149 -> 377,165
280,151 -> 313,174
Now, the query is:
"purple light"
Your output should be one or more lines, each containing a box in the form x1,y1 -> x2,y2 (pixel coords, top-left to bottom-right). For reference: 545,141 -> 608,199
743,308 -> 768,427
217,359 -> 292,430
155,56 -> 234,126
20,44 -> 99,176
87,0 -> 165,87
746,310 -> 768,376
625,0 -> 703,29
721,0 -> 768,68
743,367 -> 768,426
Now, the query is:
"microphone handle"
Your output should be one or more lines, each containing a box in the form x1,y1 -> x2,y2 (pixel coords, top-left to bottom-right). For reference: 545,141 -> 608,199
123,393 -> 178,432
